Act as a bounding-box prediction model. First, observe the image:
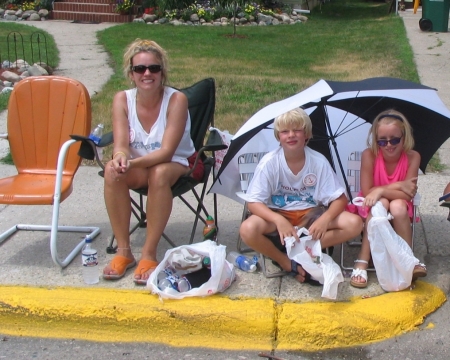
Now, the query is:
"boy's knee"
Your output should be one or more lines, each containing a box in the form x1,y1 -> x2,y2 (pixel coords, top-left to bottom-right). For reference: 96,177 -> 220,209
239,219 -> 260,246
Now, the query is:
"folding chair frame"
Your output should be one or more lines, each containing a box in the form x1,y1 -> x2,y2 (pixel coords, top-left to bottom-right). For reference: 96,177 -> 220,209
0,139 -> 100,267
0,76 -> 101,268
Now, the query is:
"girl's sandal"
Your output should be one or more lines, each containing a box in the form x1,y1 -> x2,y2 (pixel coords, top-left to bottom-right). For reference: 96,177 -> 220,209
350,259 -> 369,288
412,263 -> 427,282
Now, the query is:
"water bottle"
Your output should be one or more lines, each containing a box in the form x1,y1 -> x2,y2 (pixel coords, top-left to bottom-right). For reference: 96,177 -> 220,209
82,236 -> 99,284
203,215 -> 217,241
89,123 -> 104,161
226,251 -> 257,272
177,267 -> 212,292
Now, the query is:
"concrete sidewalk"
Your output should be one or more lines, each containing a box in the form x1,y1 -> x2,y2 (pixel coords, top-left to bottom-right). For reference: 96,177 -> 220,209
1,11 -> 450,351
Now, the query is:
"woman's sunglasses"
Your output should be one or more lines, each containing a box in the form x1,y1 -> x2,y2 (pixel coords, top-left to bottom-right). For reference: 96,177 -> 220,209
131,64 -> 162,74
376,136 -> 402,147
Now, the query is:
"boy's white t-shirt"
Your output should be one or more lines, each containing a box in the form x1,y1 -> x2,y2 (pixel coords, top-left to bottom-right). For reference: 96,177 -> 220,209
245,146 -> 345,211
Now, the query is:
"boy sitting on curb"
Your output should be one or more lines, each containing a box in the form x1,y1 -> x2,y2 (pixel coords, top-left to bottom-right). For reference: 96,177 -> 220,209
239,108 -> 363,284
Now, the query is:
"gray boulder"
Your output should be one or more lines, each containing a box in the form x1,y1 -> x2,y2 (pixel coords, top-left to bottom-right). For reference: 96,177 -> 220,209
1,71 -> 20,83
38,9 -> 49,17
143,14 -> 157,22
28,64 -> 48,76
4,14 -> 18,21
28,13 -> 40,21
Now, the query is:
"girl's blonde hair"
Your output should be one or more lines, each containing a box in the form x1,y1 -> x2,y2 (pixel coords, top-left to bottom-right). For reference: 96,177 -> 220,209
122,38 -> 169,86
274,108 -> 313,142
368,109 -> 414,155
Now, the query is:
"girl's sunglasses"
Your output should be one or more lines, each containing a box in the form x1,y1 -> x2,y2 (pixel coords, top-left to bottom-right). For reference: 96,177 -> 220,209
376,136 -> 402,147
131,64 -> 162,74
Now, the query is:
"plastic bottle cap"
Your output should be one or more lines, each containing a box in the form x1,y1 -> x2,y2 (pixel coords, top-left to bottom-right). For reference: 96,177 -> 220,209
85,237 -> 92,243
249,264 -> 257,272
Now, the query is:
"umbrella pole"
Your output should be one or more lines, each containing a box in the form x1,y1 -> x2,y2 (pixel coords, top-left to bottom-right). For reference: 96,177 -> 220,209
321,106 -> 354,202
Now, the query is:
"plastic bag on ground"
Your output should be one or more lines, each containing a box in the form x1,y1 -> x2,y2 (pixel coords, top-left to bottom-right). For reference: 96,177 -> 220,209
285,228 -> 344,299
367,201 -> 419,292
148,240 -> 236,300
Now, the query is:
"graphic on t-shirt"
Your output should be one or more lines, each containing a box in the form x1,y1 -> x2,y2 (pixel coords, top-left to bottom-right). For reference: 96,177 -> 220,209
129,128 -> 135,143
130,141 -> 161,151
303,173 -> 317,187
271,194 -> 316,208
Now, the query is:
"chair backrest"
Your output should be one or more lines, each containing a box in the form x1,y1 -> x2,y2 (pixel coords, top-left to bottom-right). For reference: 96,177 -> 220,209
179,78 -> 215,152
346,151 -> 363,199
238,152 -> 268,193
7,76 -> 91,176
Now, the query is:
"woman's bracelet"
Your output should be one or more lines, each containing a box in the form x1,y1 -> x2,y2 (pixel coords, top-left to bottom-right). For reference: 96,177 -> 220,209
113,151 -> 127,159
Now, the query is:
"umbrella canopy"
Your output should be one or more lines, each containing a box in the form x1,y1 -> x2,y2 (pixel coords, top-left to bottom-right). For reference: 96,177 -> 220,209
210,77 -> 450,204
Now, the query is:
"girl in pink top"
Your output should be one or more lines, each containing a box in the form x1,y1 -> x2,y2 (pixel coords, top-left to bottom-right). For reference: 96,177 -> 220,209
350,110 -> 427,288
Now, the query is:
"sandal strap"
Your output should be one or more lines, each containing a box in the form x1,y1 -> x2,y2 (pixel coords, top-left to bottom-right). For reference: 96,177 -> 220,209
354,259 -> 369,264
288,260 -> 322,286
351,268 -> 368,281
288,259 -> 300,277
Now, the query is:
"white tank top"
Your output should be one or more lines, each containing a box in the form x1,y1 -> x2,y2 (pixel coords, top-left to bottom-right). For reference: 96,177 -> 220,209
125,87 -> 195,166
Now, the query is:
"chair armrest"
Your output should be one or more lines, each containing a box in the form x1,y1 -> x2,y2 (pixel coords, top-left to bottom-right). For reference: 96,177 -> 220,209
70,133 -> 113,170
205,128 -> 228,152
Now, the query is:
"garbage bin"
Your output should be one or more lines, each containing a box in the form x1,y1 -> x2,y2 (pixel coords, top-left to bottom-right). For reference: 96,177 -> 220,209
419,0 -> 450,32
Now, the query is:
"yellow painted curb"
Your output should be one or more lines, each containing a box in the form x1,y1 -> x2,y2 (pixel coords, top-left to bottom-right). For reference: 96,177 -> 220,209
0,281 -> 446,351
277,281 -> 446,350
0,286 -> 275,350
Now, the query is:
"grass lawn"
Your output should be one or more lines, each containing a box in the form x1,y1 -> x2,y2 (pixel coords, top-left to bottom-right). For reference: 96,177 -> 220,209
92,0 -> 418,137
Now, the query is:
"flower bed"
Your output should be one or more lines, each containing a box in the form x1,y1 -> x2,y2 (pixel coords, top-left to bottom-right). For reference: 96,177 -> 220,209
135,3 -> 308,26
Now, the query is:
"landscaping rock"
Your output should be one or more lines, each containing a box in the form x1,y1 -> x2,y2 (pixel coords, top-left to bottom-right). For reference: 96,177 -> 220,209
143,14 -> 157,22
4,14 -> 18,21
1,71 -> 20,83
28,64 -> 48,76
29,13 -> 41,21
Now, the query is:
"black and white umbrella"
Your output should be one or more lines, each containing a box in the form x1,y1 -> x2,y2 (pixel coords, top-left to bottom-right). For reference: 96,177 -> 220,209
210,77 -> 450,203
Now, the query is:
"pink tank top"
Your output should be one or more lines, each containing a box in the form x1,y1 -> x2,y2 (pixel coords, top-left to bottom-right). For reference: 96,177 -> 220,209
373,151 -> 414,218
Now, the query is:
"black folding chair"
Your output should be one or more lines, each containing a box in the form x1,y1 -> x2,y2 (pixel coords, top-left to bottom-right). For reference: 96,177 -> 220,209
74,78 -> 226,253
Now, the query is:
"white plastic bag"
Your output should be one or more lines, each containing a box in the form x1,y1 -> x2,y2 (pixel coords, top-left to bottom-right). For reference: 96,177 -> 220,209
367,201 -> 419,292
285,228 -> 344,299
148,240 -> 236,300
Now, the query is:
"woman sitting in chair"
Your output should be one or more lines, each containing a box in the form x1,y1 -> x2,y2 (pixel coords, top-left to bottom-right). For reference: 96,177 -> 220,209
103,38 -> 203,285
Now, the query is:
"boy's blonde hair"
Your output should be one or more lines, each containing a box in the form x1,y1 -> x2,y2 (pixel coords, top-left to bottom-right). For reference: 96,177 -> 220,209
368,109 -> 414,155
122,38 -> 169,86
274,108 -> 313,142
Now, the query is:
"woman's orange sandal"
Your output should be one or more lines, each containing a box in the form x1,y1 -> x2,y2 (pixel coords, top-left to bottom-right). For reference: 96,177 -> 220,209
134,259 -> 158,285
103,255 -> 136,280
